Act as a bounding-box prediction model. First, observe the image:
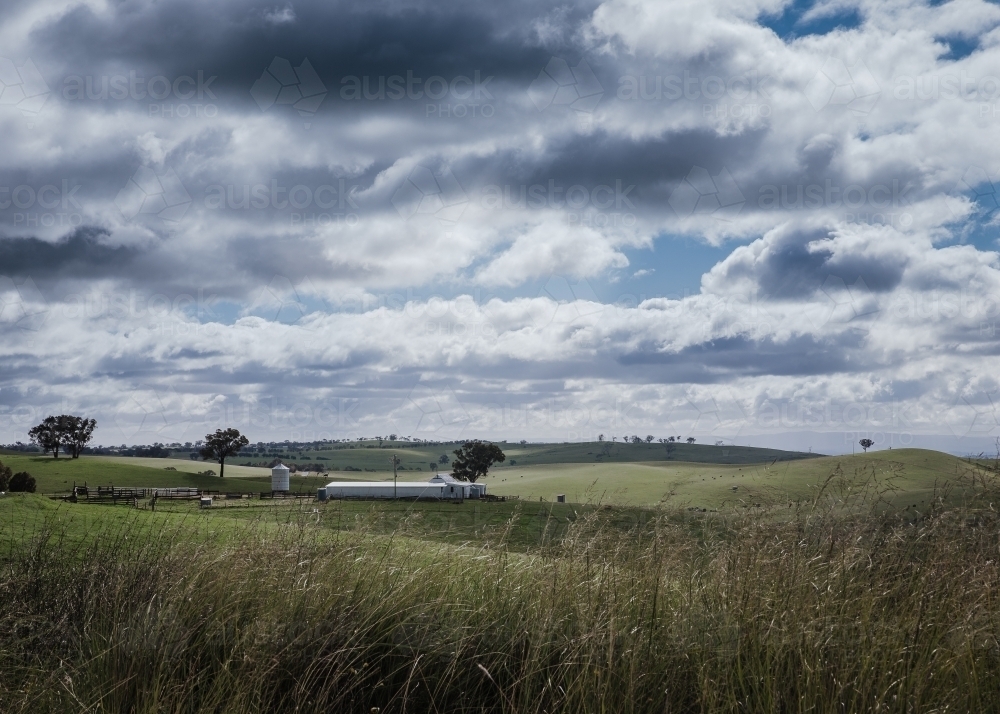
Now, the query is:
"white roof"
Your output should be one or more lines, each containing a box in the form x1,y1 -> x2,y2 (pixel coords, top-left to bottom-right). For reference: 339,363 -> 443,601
272,463 -> 289,471
325,480 -> 447,489
322,473 -> 463,488
430,473 -> 460,483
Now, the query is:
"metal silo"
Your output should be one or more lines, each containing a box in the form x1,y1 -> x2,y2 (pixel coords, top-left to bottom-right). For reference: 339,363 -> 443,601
271,463 -> 290,492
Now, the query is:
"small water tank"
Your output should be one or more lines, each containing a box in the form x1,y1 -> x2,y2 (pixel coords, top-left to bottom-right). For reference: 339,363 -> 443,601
317,487 -> 328,501
271,463 -> 290,492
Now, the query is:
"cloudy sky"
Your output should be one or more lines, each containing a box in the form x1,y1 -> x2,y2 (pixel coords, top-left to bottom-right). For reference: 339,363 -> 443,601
2,0 -> 1000,453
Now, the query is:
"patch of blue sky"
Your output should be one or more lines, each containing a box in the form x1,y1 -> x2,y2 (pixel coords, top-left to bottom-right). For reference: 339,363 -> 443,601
760,0 -> 863,40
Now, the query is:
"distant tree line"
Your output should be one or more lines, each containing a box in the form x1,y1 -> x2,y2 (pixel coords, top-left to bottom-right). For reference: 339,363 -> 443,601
4,435 -> 513,458
597,434 -> 698,445
15,425 -> 713,469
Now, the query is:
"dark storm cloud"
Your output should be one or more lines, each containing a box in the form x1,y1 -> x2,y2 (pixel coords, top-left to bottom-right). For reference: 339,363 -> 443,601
228,236 -> 383,283
618,334 -> 859,378
708,225 -> 907,299
452,127 -> 766,213
760,235 -> 838,299
820,251 -> 908,293
0,227 -> 136,278
0,154 -> 147,223
169,126 -> 759,230
31,0 -> 600,105
92,350 -> 386,389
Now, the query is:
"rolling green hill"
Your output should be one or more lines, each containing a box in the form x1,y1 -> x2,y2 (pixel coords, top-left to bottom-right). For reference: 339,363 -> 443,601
99,456 -> 272,478
203,439 -> 820,474
1,440 -> 820,495
481,440 -> 818,466
482,449 -> 983,509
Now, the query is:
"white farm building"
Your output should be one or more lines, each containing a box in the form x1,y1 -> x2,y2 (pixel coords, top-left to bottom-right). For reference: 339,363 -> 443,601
323,473 -> 486,500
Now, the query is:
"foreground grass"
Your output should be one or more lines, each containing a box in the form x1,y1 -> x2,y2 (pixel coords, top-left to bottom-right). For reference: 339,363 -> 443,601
4,457 -> 1000,713
0,494 -> 631,552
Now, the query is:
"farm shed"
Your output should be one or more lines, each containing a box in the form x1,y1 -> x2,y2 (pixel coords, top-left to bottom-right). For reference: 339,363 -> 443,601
323,473 -> 486,500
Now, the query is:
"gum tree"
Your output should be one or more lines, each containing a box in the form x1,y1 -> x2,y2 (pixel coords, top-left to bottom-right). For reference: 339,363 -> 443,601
28,416 -> 72,458
200,428 -> 250,478
451,440 -> 505,483
27,415 -> 96,459
64,416 -> 97,458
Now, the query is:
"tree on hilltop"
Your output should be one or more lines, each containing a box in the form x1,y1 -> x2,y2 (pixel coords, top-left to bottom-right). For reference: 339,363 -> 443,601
200,428 -> 249,478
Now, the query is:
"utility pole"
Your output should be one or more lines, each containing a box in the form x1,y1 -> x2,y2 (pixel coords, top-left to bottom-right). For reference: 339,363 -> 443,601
390,453 -> 399,498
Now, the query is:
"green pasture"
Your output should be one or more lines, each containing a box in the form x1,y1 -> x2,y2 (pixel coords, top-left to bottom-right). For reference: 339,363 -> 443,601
482,448 -> 980,509
1,448 -> 985,515
0,448 -> 989,551
0,453 -> 329,495
0,492 -> 602,553
105,456 -> 272,478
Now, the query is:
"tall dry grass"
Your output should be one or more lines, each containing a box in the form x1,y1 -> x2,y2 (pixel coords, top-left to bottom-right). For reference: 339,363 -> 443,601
2,460 -> 1000,713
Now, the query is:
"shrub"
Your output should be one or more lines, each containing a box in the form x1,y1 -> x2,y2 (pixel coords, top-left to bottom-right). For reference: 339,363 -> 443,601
0,461 -> 10,491
8,471 -> 36,493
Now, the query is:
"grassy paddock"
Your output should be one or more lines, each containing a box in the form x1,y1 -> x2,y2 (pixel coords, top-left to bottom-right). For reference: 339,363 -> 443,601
486,448 -> 978,507
3,458 -> 1000,713
1,439 -> 819,489
0,453 -> 331,494
4,449 -> 980,516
